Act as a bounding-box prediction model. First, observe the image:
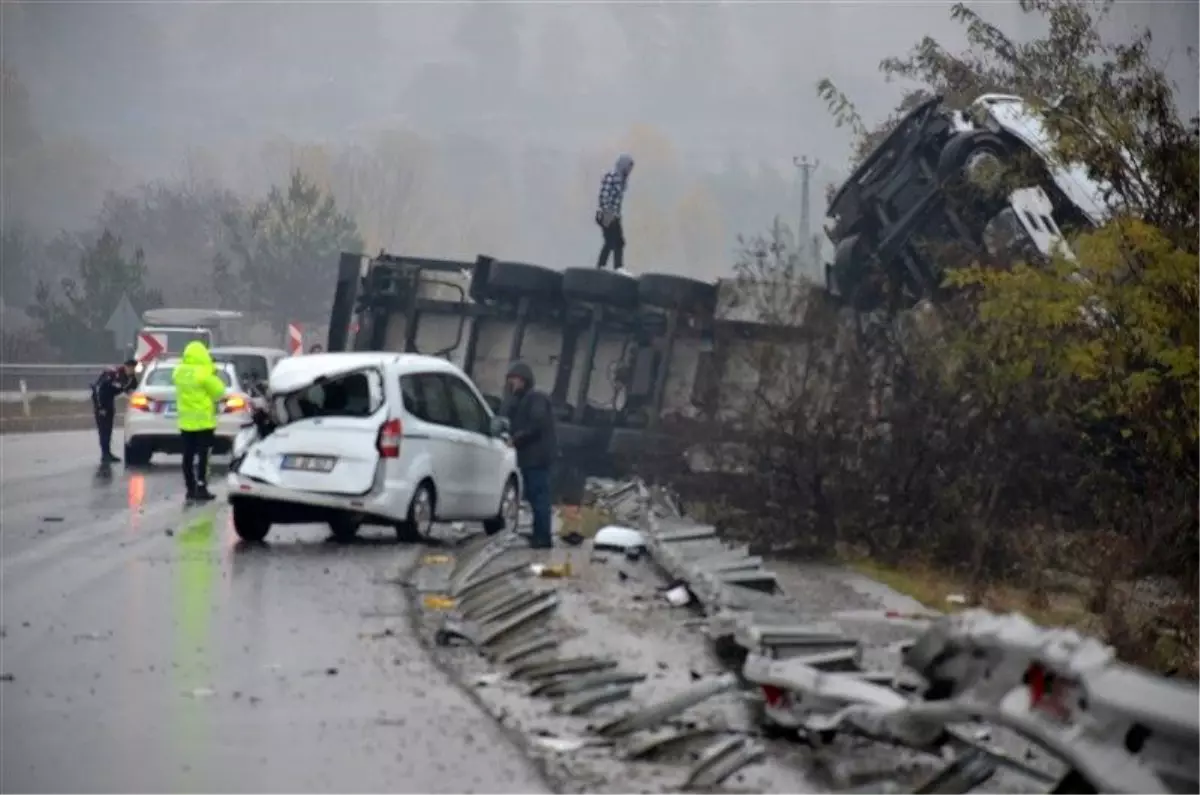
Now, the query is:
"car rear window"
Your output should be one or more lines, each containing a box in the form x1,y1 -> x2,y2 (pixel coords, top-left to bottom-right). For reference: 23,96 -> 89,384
276,369 -> 382,423
143,366 -> 233,388
212,354 -> 270,387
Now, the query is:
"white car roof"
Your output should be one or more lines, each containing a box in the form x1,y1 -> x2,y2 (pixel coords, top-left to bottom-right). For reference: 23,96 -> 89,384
268,352 -> 464,393
209,346 -> 287,357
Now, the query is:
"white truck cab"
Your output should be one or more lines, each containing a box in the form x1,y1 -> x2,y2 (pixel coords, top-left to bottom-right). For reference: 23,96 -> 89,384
226,351 -> 521,544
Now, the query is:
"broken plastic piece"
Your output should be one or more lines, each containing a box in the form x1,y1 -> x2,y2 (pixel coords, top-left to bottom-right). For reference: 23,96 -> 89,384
593,525 -> 646,553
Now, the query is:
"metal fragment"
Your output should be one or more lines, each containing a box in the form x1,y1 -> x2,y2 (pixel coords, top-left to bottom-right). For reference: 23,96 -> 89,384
476,592 -> 559,648
682,734 -> 765,790
510,656 -> 618,682
490,631 -> 563,665
592,672 -> 739,738
912,750 -> 998,794
622,726 -> 724,761
553,684 -> 635,716
454,560 -> 531,602
473,587 -> 550,625
531,671 -> 647,698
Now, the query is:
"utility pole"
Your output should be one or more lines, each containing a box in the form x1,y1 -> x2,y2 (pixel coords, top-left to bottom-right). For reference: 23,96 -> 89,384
793,155 -> 820,279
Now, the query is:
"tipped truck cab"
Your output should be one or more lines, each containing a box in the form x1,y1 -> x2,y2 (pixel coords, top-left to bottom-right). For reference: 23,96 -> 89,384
226,351 -> 521,543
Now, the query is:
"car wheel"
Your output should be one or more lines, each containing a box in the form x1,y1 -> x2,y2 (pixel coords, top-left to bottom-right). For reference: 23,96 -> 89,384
232,501 -> 271,542
396,482 -> 435,542
329,514 -> 362,542
483,477 -> 520,536
124,441 -> 152,467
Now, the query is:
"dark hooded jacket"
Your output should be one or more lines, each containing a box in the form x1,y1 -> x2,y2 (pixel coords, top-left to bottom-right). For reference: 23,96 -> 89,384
503,361 -> 557,470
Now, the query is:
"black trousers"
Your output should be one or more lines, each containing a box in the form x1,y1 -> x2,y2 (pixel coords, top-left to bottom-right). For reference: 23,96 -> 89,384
596,215 -> 625,271
94,407 -> 115,457
181,429 -> 215,492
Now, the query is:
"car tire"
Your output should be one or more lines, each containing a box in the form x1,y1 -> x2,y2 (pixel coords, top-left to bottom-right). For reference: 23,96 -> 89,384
329,514 -> 362,542
483,476 -> 520,536
232,501 -> 271,542
124,441 -> 152,467
637,273 -> 718,314
396,481 -> 435,542
562,267 -> 639,308
476,261 -> 563,302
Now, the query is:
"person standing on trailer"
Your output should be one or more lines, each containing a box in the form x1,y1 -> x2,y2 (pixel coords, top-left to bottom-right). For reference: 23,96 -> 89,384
501,361 -> 558,550
90,359 -> 139,463
171,341 -> 226,502
595,153 -> 635,274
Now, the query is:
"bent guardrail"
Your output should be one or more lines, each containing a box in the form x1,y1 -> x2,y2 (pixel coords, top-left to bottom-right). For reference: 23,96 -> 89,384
586,476 -> 1199,795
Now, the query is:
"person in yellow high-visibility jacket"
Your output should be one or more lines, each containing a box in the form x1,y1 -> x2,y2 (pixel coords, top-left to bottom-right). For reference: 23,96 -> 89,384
172,341 -> 226,502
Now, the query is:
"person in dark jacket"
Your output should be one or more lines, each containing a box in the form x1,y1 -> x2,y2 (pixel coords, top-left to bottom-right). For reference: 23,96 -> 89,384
503,361 -> 558,549
90,359 -> 139,463
595,153 -> 635,274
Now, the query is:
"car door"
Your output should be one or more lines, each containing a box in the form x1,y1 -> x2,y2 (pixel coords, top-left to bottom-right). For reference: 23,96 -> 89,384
442,373 -> 510,518
400,372 -> 469,517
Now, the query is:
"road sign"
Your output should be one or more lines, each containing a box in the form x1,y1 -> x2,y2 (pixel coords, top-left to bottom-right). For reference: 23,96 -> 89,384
133,332 -> 167,364
287,323 -> 303,356
104,294 -> 142,354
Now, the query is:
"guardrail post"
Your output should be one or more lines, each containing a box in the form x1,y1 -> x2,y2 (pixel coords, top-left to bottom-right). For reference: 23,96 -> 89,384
19,379 -> 30,417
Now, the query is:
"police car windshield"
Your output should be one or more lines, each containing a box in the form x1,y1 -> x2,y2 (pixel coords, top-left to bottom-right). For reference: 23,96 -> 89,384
143,365 -> 233,388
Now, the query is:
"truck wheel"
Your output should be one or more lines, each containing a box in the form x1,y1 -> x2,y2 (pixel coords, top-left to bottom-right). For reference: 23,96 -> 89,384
477,261 -> 563,302
233,501 -> 271,542
124,441 -> 152,467
562,268 -> 639,308
329,514 -> 361,542
937,131 -> 1011,193
831,234 -> 886,313
637,273 -> 718,313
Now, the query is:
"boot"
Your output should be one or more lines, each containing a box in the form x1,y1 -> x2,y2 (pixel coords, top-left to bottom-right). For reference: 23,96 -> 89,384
192,484 -> 216,502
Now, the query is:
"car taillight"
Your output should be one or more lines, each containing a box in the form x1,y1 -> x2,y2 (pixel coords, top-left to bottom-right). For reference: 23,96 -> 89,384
762,685 -> 789,708
377,418 -> 402,458
129,393 -> 151,412
223,395 -> 248,413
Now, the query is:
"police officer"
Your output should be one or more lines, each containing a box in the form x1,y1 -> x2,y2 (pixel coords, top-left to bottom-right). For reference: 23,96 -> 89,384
172,341 -> 226,501
91,359 -> 139,463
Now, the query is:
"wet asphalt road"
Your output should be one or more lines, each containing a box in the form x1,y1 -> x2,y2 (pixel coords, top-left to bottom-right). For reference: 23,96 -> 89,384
1,431 -> 550,794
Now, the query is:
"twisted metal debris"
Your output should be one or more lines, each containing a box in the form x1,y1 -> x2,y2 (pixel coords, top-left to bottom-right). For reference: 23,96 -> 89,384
587,476 -> 1200,795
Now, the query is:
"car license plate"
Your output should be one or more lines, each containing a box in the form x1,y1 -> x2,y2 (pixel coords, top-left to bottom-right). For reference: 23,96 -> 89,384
280,454 -> 337,473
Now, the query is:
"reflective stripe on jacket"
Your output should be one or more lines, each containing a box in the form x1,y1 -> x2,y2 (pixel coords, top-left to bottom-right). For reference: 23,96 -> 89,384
172,341 -> 225,431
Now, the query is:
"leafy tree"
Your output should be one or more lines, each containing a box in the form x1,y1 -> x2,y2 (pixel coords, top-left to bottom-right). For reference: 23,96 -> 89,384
95,179 -> 244,306
223,170 -> 363,330
1,224 -> 40,310
27,230 -> 163,362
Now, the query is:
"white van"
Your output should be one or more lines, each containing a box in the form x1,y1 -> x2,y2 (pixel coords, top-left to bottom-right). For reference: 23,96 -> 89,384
227,352 -> 521,543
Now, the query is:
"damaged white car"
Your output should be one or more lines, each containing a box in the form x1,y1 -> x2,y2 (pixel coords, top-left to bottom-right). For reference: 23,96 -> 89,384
227,352 -> 521,543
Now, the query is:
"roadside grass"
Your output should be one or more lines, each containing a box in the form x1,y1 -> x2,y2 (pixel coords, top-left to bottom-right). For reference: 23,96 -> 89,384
847,557 -> 1096,629
847,556 -> 1197,677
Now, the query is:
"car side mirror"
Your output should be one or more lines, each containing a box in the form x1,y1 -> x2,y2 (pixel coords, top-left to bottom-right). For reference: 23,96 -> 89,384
490,416 -> 511,438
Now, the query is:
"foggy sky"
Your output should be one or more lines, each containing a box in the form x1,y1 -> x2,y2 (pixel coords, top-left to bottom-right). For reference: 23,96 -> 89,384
3,1 -> 1196,270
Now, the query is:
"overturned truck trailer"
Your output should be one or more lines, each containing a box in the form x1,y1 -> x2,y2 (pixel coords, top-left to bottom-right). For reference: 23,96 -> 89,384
325,254 -> 814,501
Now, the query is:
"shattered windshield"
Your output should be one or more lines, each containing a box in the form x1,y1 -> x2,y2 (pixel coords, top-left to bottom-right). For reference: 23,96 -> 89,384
274,368 -> 383,424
